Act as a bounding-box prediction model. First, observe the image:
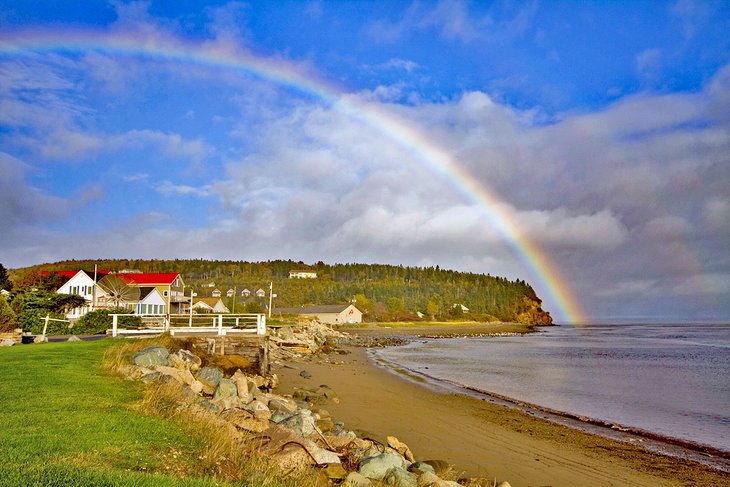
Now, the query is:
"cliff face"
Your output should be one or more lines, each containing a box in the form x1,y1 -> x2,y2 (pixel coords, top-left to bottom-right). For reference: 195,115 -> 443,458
513,297 -> 553,325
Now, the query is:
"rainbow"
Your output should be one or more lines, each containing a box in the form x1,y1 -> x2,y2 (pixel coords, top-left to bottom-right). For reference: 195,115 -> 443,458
0,28 -> 588,324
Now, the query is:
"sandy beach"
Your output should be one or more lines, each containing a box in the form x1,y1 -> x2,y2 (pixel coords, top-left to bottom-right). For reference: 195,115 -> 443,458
274,323 -> 729,487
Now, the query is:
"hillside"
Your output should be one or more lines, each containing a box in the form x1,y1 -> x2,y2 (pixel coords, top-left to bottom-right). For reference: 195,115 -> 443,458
10,259 -> 553,325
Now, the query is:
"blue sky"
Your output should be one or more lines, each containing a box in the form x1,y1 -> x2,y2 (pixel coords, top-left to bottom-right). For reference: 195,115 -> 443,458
1,1 -> 729,322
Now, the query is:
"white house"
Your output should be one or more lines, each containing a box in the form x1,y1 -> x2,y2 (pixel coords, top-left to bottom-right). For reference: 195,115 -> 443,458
275,304 -> 362,325
211,289 -> 222,297
52,270 -> 106,319
226,288 -> 235,298
241,288 -> 251,297
192,297 -> 230,313
135,287 -> 167,315
289,270 -> 317,279
255,288 -> 266,298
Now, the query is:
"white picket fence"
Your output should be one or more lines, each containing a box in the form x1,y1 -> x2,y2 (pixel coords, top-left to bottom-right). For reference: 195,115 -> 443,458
110,313 -> 266,337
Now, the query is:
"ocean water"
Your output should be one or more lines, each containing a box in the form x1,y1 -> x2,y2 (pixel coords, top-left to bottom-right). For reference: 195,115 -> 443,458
373,323 -> 730,454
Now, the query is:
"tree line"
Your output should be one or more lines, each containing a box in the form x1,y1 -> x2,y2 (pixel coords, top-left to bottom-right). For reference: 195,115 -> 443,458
4,259 -> 553,325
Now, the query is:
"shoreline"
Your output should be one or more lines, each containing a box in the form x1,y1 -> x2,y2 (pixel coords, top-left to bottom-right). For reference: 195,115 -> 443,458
369,346 -> 730,471
275,322 -> 730,486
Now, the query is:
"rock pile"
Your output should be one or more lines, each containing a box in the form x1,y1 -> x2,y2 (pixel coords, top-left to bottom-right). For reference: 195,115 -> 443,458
122,341 -> 508,486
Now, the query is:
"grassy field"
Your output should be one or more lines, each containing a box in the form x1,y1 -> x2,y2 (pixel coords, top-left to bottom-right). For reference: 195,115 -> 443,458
0,339 -> 250,487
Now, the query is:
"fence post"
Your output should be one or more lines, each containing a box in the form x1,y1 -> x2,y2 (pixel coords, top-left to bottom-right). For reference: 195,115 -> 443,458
217,314 -> 223,336
42,315 -> 50,338
112,314 -> 118,337
257,314 -> 266,335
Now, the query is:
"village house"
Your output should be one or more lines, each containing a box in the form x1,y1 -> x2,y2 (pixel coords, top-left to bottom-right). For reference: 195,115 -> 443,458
191,297 -> 230,313
47,270 -> 186,318
274,304 -> 362,325
211,289 -> 222,298
289,270 -> 317,279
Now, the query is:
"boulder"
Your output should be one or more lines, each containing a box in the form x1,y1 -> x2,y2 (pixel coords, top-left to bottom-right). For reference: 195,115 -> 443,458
244,399 -> 272,420
197,398 -> 222,414
269,397 -> 299,413
213,378 -> 238,400
66,335 -> 82,342
343,472 -> 371,487
189,379 -> 204,394
279,409 -> 317,437
359,452 -> 408,481
387,436 -> 415,462
33,335 -> 48,343
133,345 -> 170,367
149,365 -> 186,383
1,339 -> 15,346
300,370 -> 313,379
231,376 -> 252,403
169,349 -> 202,371
384,467 -> 417,487
194,366 -> 223,395
496,483 -> 512,487
220,409 -> 269,433
322,463 -> 348,480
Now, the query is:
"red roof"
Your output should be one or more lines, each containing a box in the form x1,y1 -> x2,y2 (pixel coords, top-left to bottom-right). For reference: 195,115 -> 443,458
117,273 -> 180,285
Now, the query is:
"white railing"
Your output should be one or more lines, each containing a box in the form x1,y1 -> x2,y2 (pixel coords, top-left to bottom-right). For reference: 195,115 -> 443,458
110,313 -> 266,337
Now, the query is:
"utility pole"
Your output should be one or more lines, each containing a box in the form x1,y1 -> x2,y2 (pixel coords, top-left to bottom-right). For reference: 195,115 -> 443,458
268,281 -> 273,319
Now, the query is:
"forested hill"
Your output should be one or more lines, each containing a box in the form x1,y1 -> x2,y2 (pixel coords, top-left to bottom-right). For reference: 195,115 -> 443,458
13,259 -> 553,325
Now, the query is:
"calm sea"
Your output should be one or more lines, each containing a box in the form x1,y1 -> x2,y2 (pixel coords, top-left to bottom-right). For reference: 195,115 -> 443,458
373,323 -> 730,454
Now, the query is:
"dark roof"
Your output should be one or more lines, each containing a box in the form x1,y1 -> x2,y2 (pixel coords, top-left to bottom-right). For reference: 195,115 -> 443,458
275,304 -> 355,315
138,287 -> 157,300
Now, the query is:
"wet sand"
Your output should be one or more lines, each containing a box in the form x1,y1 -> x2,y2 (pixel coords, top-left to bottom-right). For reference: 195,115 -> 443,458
274,324 -> 729,486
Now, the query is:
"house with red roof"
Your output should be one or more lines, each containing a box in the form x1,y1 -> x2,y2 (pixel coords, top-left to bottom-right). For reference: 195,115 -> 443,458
47,270 -> 188,318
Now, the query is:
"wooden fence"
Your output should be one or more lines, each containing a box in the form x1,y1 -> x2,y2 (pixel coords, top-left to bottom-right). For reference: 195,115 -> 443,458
110,313 -> 266,337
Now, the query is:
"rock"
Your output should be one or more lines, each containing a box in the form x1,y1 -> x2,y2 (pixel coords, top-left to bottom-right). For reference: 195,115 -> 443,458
359,452 -> 408,481
300,369 -> 312,378
66,335 -> 81,342
33,335 -> 48,343
214,378 -> 238,400
496,483 -> 512,487
230,376 -> 252,403
213,396 -> 243,411
270,373 -> 280,389
280,409 -> 317,437
194,366 -> 223,395
307,443 -> 341,465
197,398 -> 222,414
169,349 -> 202,371
422,460 -> 450,475
409,462 -> 436,475
244,399 -> 272,420
1,339 -> 15,346
343,472 -> 371,487
271,409 -> 293,423
133,345 -> 170,367
140,371 -> 162,383
149,365 -> 186,383
387,436 -> 415,462
384,467 -> 417,487
316,418 -> 336,433
221,409 -> 269,433
269,397 -> 298,413
251,375 -> 267,388
417,472 -> 441,487
189,380 -> 204,394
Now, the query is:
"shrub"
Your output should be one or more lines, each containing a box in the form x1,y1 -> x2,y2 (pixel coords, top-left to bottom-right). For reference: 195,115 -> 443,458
73,308 -> 142,335
0,293 -> 17,332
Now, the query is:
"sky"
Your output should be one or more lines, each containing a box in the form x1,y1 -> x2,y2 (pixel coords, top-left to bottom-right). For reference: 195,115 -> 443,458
1,0 -> 729,323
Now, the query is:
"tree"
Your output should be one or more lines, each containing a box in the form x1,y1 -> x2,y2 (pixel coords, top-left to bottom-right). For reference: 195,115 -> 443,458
0,293 -> 16,332
0,263 -> 11,292
425,298 -> 440,319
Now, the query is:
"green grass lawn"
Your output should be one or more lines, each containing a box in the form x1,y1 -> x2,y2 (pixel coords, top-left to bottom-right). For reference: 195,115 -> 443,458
0,339 -> 241,487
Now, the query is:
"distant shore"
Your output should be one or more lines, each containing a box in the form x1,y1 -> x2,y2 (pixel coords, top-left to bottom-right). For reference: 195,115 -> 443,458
274,322 -> 729,487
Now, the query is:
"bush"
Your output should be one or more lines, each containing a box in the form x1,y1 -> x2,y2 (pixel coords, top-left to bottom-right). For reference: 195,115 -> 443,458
0,293 -> 17,332
73,308 -> 142,335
